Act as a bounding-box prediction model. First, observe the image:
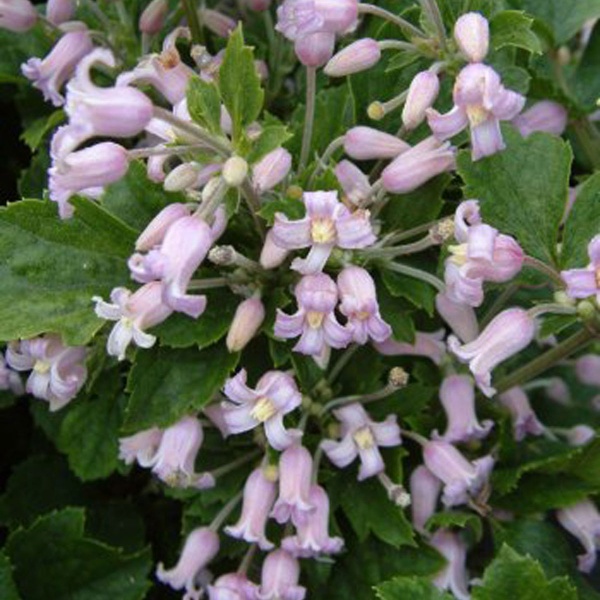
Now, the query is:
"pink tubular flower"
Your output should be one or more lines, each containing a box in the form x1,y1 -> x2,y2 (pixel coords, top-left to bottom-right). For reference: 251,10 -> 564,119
294,31 -> 336,67
344,126 -> 410,160
0,353 -> 23,396
118,427 -> 163,468
448,307 -> 537,397
225,467 -> 277,550
556,500 -> 600,573
21,26 -> 93,106
156,527 -> 220,599
226,297 -> 266,352
337,266 -> 392,344
335,160 -> 372,206
381,136 -> 456,194
576,354 -> 600,387
209,573 -> 257,600
0,0 -> 37,32
260,230 -> 290,269
402,71 -> 440,130
139,0 -> 168,34
221,369 -> 302,451
271,444 -> 315,525
434,375 -> 493,443
374,331 -> 446,366
454,12 -> 489,63
275,274 -> 352,366
49,141 -> 129,218
271,191 -> 376,275
513,100 -> 568,138
199,9 -> 237,38
430,529 -> 471,600
435,292 -> 479,343
498,387 -> 544,441
427,63 -> 525,160
254,550 -> 306,600
565,425 -> 595,447
46,0 -> 75,25
561,235 -> 600,303
423,440 -> 494,507
253,148 -> 292,193
321,403 -> 401,481
324,38 -> 381,77
135,204 -> 191,252
410,465 -> 441,535
93,282 -> 174,361
6,335 -> 87,411
282,484 -> 344,557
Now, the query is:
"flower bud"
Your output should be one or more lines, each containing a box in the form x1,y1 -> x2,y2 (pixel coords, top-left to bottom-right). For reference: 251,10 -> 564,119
247,0 -> 271,10
163,163 -> 200,192
253,148 -> 292,193
260,230 -> 290,269
135,203 -> 191,251
410,465 -> 441,535
139,0 -> 168,34
295,31 -> 335,67
0,0 -> 37,32
513,100 -> 568,138
222,156 -> 249,187
454,12 -> 489,63
324,38 -> 381,77
199,8 -> 237,38
46,0 -> 75,25
402,71 -> 440,130
565,425 -> 595,447
576,355 -> 600,387
226,297 -> 266,352
344,126 -> 410,160
257,550 -> 306,600
335,160 -> 372,206
435,292 -> 479,343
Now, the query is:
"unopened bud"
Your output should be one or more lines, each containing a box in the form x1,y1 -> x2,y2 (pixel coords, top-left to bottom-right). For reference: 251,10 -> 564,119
287,185 -> 303,200
199,8 -> 237,38
135,203 -> 190,251
454,12 -> 489,63
260,230 -> 289,269
209,245 -> 236,266
139,0 -> 168,34
0,0 -> 37,32
201,176 -> 225,203
295,31 -> 335,67
368,101 -> 386,121
252,148 -> 292,193
222,156 -> 249,187
226,297 -> 266,352
344,126 -> 409,160
577,300 -> 596,320
388,367 -> 409,388
164,162 -> 200,192
309,402 -> 325,417
324,38 -> 381,77
247,0 -> 271,10
402,71 -> 440,130
554,290 -> 576,306
46,0 -> 75,25
429,218 -> 455,244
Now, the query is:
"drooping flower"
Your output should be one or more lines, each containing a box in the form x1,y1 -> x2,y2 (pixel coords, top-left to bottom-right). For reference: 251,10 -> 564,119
139,0 -> 168,34
118,427 -> 163,468
46,0 -> 75,25
324,38 -> 382,77
576,354 -> 600,387
253,549 -> 306,600
498,387 -> 545,441
321,403 -> 401,481
556,500 -> 600,573
208,573 -> 257,600
252,148 -> 292,194
513,100 -> 568,138
430,529 -> 471,600
335,160 -> 373,206
561,235 -> 600,303
410,465 -> 441,535
435,292 -> 479,343
343,126 -> 410,160
221,369 -> 302,451
271,191 -> 376,274
0,353 -> 23,396
374,330 -> 447,366
135,203 -> 192,252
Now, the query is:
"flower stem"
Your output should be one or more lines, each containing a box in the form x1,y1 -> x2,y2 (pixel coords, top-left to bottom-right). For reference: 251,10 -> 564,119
187,277 -> 229,290
387,262 -> 446,293
323,383 -> 397,412
419,0 -> 446,51
527,303 -> 578,319
326,344 -> 359,385
358,4 -> 425,39
181,0 -> 205,45
241,180 -> 266,239
523,256 -> 564,287
209,491 -> 243,531
402,429 -> 429,446
300,66 -> 317,171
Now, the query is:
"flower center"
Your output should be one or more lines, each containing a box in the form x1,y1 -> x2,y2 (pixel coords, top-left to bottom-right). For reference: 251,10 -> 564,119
355,310 -> 371,321
306,311 -> 325,329
311,218 -> 336,244
448,243 -> 469,266
159,48 -> 180,70
33,360 -> 50,374
353,426 -> 375,450
466,105 -> 489,128
251,397 -> 277,423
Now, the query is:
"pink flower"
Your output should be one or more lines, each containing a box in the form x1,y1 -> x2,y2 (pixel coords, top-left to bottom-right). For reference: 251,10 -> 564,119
260,230 -> 290,269
423,440 -> 494,507
0,0 -> 37,32
374,331 -> 447,366
324,38 -> 381,77
6,335 -> 87,411
276,0 -> 358,40
565,425 -> 595,447
275,274 -> 352,366
226,297 -> 266,352
93,282 -> 174,361
335,160 -> 372,206
433,375 -> 493,443
253,550 -> 306,600
21,26 -> 94,106
430,529 -> 471,600
199,9 -> 237,38
0,353 -> 23,396
208,573 -> 257,600
454,12 -> 489,63
448,307 -> 536,397
139,0 -> 168,34
427,63 -> 525,160
402,71 -> 440,130
46,0 -> 75,25
556,500 -> 600,573
513,100 -> 568,138
337,266 -> 392,344
156,527 -> 220,599
271,191 -> 375,274
576,354 -> 600,387
321,403 -> 401,481
410,465 -> 441,535
118,427 -> 163,467
225,467 -> 277,550
498,387 -> 545,441
435,292 -> 479,343
282,484 -> 344,557
252,148 -> 292,194
221,370 -> 302,451
135,204 -> 191,252
561,235 -> 600,303
343,126 -> 410,160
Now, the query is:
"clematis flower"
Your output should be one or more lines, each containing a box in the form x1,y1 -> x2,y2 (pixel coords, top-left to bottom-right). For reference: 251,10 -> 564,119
93,282 -> 174,361
427,63 -> 525,160
0,353 -> 23,396
402,71 -> 440,130
253,549 -> 306,600
139,0 -> 167,34
335,160 -> 373,206
221,369 -> 302,451
435,292 -> 479,343
374,331 -> 447,366
321,403 -> 402,481
448,308 -> 536,397
561,235 -> 600,303
209,573 -> 257,600
226,297 -> 266,352
498,387 -> 545,441
0,0 -> 37,32
556,500 -> 600,573
337,266 -> 392,344
343,126 -> 410,161
430,529 -> 471,600
46,0 -> 75,25
453,12 -> 489,63
513,100 -> 568,138
252,148 -> 292,194
271,191 -> 376,275
410,465 -> 441,535
275,273 -> 352,367
118,427 -> 163,468
135,203 -> 191,251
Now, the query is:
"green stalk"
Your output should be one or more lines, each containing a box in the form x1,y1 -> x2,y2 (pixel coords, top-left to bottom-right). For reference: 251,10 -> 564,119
181,0 -> 205,45
299,66 -> 317,171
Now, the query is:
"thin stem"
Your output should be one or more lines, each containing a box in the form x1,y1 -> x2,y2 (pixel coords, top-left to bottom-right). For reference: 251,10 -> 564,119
523,256 -> 564,287
326,345 -> 359,384
82,0 -> 112,30
383,219 -> 444,245
308,136 -> 345,188
181,0 -> 205,45
387,262 -> 446,293
300,67 -> 317,170
209,491 -> 243,531
311,446 -> 324,484
187,277 -> 229,290
323,383 -> 397,412
402,429 -> 429,446
369,90 -> 408,121
419,0 -> 446,51
358,4 -> 425,39
527,303 -> 578,319
210,449 -> 261,479
241,180 -> 266,239
237,544 -> 257,575
128,143 -> 211,159
495,327 -> 598,394
378,40 -> 419,52
364,235 -> 437,259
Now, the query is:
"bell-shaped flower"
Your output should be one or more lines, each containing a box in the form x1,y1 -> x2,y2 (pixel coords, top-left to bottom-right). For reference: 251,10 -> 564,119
156,527 -> 220,599
498,386 -> 545,441
135,203 -> 191,251
513,100 -> 568,138
208,573 -> 257,600
21,25 -> 93,106
118,427 -> 163,468
260,230 -> 290,269
321,403 -> 401,481
6,335 -> 87,411
374,330 -> 447,366
275,273 -> 352,366
271,444 -> 315,525
252,148 -> 292,194
556,500 -> 600,573
271,191 -> 376,274
435,292 -> 479,343
337,266 -> 392,344
427,63 -> 525,160
449,307 -> 536,397
225,467 -> 277,550
423,440 -> 494,507
93,282 -> 174,361
433,375 -> 493,443
410,465 -> 442,535
561,235 -> 600,303
0,353 -> 23,396
430,529 -> 471,600
335,160 -> 372,206
0,0 -> 37,32
253,550 -> 306,600
221,369 -> 302,451
283,484 -> 344,557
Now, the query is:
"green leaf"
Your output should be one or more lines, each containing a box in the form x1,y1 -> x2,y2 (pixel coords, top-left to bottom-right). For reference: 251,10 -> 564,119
381,270 -> 436,316
20,110 -> 65,151
219,25 -> 264,143
0,551 -> 21,600
100,161 -> 188,231
247,124 -> 293,164
425,511 -> 483,542
186,76 -> 222,135
376,282 -> 416,344
6,508 -> 151,600
18,148 -> 50,200
570,21 -> 600,111
257,195 -> 305,225
0,199 -> 132,345
472,545 -> 577,600
376,576 -> 453,600
123,343 -> 239,432
458,128 -> 572,265
561,172 -> 600,268
490,10 -> 542,53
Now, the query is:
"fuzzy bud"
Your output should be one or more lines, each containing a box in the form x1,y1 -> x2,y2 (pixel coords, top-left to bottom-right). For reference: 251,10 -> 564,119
164,163 -> 200,192
344,126 -> 410,160
454,12 -> 489,63
226,297 -> 266,352
222,156 -> 249,187
46,0 -> 75,25
402,71 -> 440,130
324,38 -> 381,77
0,0 -> 37,32
139,0 -> 168,34
253,148 -> 292,193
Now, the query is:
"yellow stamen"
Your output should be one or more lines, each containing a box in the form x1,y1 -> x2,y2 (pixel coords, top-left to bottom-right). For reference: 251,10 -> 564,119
306,311 -> 324,329
353,426 -> 375,450
251,397 -> 277,423
33,360 -> 50,374
355,311 -> 371,321
466,105 -> 489,128
448,243 -> 469,266
311,218 -> 336,244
